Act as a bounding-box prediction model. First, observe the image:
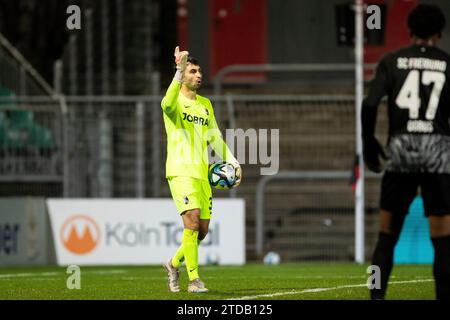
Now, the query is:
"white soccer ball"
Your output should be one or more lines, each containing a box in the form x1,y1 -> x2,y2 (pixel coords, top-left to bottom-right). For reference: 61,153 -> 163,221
208,161 -> 237,189
263,251 -> 281,265
205,252 -> 220,265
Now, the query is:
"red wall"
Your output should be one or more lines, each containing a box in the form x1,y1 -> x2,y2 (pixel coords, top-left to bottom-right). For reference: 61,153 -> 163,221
208,0 -> 267,81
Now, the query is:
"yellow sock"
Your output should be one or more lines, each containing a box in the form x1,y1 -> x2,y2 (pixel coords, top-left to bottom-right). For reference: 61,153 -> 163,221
171,245 -> 184,269
182,229 -> 199,281
171,237 -> 202,269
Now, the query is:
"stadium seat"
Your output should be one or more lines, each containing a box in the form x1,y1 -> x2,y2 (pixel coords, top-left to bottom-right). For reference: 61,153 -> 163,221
28,123 -> 56,149
0,86 -> 55,150
8,110 -> 34,130
0,111 -> 7,146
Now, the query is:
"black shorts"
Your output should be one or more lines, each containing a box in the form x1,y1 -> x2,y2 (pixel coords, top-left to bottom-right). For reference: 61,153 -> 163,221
380,172 -> 450,217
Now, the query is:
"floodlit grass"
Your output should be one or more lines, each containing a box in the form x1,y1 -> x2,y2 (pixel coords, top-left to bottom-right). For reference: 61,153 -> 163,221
0,263 -> 435,300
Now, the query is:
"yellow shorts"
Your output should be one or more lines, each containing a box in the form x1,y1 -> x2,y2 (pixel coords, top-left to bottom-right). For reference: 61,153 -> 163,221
167,176 -> 212,219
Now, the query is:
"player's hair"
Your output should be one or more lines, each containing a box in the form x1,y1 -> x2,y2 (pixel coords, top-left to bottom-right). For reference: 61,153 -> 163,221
173,56 -> 200,71
407,4 -> 446,39
187,56 -> 200,66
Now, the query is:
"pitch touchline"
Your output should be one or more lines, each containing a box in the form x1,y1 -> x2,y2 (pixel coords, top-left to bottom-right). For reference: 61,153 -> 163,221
0,269 -> 127,279
0,272 -> 58,279
227,279 -> 434,300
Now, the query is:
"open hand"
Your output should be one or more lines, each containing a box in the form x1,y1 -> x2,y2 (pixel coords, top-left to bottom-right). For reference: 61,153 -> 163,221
363,137 -> 387,173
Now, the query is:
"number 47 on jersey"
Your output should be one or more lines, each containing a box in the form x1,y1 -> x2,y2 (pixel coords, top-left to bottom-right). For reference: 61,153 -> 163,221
396,70 -> 446,120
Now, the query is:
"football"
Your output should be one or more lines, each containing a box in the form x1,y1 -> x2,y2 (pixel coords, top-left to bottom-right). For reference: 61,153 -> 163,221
208,161 -> 237,189
205,252 -> 220,265
263,251 -> 281,265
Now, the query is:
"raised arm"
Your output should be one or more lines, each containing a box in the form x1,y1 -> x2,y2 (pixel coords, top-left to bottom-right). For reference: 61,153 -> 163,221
161,46 -> 189,113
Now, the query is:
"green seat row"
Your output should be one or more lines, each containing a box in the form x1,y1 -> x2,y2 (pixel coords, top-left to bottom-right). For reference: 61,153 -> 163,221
0,86 -> 55,149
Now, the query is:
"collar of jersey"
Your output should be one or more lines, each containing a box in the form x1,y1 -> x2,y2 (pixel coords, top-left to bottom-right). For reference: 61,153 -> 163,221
411,43 -> 435,50
179,91 -> 200,106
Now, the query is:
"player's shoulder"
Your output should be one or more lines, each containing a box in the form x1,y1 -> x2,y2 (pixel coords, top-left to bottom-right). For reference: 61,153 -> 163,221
432,46 -> 450,61
390,45 -> 450,60
376,45 -> 450,70
376,51 -> 396,68
378,45 -> 423,62
196,93 -> 211,104
379,46 -> 415,62
425,45 -> 450,59
196,94 -> 214,110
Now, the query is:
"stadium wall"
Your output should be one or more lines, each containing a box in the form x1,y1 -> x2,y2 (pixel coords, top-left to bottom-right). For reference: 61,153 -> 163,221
187,0 -> 450,89
0,198 -> 55,266
0,198 -> 245,266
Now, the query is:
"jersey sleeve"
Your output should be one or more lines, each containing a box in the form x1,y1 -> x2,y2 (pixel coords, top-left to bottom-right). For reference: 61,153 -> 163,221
207,103 -> 237,163
161,79 -> 182,114
361,55 -> 390,140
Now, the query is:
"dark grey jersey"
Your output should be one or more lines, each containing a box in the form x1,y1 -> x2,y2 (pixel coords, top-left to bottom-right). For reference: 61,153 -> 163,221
363,44 -> 450,173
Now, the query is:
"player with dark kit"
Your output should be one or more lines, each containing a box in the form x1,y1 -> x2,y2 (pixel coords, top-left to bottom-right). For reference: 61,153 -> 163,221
362,4 -> 450,300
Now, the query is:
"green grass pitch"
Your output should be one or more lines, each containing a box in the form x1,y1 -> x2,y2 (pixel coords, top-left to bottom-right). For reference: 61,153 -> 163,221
0,263 -> 435,300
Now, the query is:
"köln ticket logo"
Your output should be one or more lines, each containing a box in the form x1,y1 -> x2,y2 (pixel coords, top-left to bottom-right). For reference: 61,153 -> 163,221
60,215 -> 100,254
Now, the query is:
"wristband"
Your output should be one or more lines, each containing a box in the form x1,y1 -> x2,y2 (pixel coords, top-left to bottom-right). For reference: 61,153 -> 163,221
174,70 -> 182,82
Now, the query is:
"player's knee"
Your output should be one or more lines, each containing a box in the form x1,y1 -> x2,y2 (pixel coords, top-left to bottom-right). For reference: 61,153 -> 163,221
432,235 -> 450,272
379,210 -> 404,239
375,232 -> 398,251
183,209 -> 200,231
429,216 -> 450,238
186,219 -> 200,231
198,230 -> 208,241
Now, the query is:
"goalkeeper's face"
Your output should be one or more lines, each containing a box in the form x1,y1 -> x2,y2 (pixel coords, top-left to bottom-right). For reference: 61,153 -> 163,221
183,62 -> 202,91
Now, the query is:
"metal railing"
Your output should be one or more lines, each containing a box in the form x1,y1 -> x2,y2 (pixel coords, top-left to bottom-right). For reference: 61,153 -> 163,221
213,63 -> 377,95
0,93 -> 389,261
0,96 -> 163,198
255,170 -> 382,262
1,94 -> 387,197
0,32 -> 57,97
255,170 -> 351,256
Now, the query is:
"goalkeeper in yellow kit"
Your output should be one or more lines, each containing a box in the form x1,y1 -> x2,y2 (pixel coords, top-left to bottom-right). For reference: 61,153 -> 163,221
162,46 -> 242,293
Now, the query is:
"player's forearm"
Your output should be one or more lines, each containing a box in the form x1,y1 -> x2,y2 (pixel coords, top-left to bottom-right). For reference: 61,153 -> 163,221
361,79 -> 386,140
207,110 -> 237,163
161,74 -> 182,112
360,58 -> 388,140
209,133 -> 236,163
361,100 -> 378,140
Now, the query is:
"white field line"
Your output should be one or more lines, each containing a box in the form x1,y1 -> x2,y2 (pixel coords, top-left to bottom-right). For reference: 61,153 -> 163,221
0,272 -> 58,279
0,269 -> 127,279
227,279 -> 434,300
0,273 -> 426,281
85,270 -> 128,274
